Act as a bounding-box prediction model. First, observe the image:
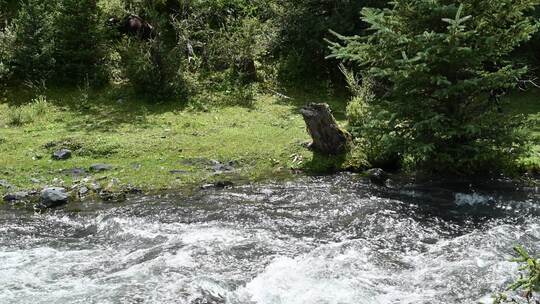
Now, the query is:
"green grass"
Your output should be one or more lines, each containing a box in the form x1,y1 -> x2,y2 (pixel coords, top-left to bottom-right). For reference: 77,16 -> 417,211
0,87 -> 349,195
1,86 -> 537,197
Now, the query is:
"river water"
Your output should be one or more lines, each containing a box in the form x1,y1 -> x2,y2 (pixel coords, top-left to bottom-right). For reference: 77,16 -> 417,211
1,174 -> 539,304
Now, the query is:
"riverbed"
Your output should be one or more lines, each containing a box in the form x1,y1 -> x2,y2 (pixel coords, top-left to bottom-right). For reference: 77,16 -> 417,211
1,174 -> 539,304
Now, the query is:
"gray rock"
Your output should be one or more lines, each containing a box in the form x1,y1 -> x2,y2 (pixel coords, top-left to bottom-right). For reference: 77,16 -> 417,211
78,186 -> 90,196
99,190 -> 126,203
61,168 -> 87,177
52,149 -> 72,160
3,191 -> 30,202
366,168 -> 388,186
39,187 -> 68,208
210,160 -> 235,174
0,179 -> 12,189
30,178 -> 41,184
89,164 -> 113,172
201,181 -> 234,190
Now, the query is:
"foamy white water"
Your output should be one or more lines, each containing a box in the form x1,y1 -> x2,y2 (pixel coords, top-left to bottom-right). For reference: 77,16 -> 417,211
1,175 -> 539,304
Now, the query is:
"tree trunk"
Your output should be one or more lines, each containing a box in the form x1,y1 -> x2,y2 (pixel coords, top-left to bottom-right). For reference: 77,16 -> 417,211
300,103 -> 352,155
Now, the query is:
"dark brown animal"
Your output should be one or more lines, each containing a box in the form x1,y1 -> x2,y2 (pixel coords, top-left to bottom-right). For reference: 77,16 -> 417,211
108,15 -> 156,40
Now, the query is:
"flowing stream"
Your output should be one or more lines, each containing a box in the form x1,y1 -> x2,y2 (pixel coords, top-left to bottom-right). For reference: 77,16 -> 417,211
1,174 -> 539,304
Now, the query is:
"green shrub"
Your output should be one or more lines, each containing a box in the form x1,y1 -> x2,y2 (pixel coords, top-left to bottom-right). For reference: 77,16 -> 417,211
331,1 -> 539,175
117,37 -> 188,100
53,0 -> 106,85
8,0 -> 57,83
272,0 -> 384,84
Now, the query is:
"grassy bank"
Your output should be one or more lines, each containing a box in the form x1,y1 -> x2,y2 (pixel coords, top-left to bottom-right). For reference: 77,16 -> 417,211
0,87 -> 349,196
0,87 -> 538,198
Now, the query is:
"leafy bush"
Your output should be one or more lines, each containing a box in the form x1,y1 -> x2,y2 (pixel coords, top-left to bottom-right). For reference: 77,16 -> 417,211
330,1 -> 539,175
272,0 -> 383,84
117,37 -> 188,100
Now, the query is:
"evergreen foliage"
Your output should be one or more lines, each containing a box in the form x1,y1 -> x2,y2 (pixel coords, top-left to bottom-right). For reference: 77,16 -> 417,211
7,0 -> 57,83
330,0 -> 540,174
494,246 -> 540,303
53,0 -> 104,85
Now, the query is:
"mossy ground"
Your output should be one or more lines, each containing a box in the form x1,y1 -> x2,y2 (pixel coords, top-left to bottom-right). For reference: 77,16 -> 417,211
0,87 -> 349,196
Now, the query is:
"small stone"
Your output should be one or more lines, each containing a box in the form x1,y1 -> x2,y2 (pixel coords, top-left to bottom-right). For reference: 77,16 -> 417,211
99,190 -> 126,203
210,160 -> 235,174
89,182 -> 102,192
30,178 -> 41,184
3,191 -> 30,202
52,178 -> 64,186
89,164 -> 113,172
61,168 -> 87,177
39,187 -> 68,208
52,149 -> 72,160
79,186 -> 89,196
201,181 -> 234,190
366,168 -> 388,186
0,179 -> 12,189
170,170 -> 188,175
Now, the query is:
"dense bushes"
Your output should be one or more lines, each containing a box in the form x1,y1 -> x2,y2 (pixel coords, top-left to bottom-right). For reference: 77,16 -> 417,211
272,0 -> 385,84
0,0 -> 383,96
331,0 -> 539,174
0,0 -> 104,85
53,0 -> 104,85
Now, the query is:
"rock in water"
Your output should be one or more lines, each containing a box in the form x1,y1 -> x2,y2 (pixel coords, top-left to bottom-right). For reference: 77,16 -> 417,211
52,149 -> 72,160
366,168 -> 388,186
40,187 -> 68,208
89,164 -> 113,172
300,103 -> 352,155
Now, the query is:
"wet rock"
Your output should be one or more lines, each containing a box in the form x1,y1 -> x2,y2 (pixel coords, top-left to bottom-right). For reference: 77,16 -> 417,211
366,168 -> 388,186
201,181 -> 234,190
210,160 -> 235,174
78,186 -> 90,196
89,164 -> 113,172
52,149 -> 72,160
3,191 -> 30,202
99,190 -> 126,203
39,187 -> 68,208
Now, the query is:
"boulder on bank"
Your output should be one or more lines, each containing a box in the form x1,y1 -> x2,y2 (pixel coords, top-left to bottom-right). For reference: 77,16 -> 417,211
39,187 -> 69,208
52,149 -> 72,160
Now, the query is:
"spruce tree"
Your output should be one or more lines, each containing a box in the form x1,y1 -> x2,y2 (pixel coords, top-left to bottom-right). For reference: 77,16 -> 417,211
53,0 -> 103,84
330,0 -> 540,174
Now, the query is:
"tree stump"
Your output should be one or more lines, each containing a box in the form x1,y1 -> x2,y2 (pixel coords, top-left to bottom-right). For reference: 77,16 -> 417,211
300,103 -> 352,155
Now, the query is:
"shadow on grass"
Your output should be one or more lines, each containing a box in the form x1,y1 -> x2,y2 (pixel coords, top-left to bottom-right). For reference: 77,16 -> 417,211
2,85 -> 189,133
270,84 -> 350,122
302,151 -> 348,175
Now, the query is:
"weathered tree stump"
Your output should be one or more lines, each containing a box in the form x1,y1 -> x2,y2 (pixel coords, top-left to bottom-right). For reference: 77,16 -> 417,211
300,103 -> 352,155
